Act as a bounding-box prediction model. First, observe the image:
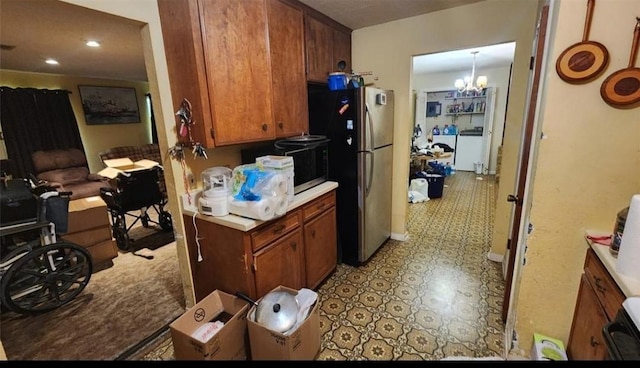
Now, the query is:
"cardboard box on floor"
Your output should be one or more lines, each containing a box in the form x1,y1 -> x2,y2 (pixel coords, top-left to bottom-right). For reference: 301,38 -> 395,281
67,196 -> 109,234
247,286 -> 320,360
170,290 -> 249,360
98,158 -> 159,180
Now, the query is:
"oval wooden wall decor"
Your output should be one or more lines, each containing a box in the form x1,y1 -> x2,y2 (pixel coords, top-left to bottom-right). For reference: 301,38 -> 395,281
556,0 -> 610,84
600,18 -> 640,109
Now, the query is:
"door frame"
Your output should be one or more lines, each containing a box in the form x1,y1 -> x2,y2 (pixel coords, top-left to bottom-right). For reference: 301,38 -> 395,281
501,0 -> 553,355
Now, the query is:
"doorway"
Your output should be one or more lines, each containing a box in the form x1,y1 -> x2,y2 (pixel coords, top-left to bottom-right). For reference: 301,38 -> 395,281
412,42 -> 516,179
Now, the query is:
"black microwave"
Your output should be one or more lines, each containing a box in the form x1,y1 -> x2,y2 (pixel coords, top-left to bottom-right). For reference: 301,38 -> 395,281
240,136 -> 330,194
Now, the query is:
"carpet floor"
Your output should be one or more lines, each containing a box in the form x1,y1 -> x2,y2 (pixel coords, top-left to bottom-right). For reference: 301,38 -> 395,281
0,212 -> 184,360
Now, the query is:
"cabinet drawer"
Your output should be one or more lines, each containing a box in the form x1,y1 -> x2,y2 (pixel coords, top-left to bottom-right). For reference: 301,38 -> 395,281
584,248 -> 625,320
302,190 -> 336,221
251,210 -> 301,252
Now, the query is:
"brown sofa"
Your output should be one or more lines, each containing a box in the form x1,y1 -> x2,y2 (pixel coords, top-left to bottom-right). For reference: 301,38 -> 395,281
31,148 -> 110,200
98,143 -> 166,198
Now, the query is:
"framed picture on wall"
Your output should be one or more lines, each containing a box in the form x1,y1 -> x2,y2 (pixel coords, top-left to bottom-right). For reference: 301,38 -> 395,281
426,101 -> 441,117
78,85 -> 140,125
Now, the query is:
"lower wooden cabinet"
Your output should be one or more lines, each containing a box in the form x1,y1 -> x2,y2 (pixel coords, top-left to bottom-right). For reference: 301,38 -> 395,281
304,201 -> 337,289
253,228 -> 305,298
183,189 -> 337,302
567,274 -> 609,360
567,248 -> 625,360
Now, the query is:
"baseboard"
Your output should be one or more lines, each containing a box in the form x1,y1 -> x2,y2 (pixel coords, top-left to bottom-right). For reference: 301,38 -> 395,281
391,231 -> 409,241
487,252 -> 503,263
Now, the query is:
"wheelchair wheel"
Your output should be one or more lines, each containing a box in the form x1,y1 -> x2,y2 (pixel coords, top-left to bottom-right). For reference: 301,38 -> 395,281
159,211 -> 173,231
1,241 -> 92,315
113,218 -> 129,250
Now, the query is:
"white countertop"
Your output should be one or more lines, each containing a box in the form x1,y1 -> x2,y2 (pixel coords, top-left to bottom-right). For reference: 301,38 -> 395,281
181,181 -> 339,232
587,237 -> 640,297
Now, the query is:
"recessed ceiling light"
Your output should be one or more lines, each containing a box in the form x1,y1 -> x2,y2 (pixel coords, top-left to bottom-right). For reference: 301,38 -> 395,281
86,40 -> 100,47
45,59 -> 59,65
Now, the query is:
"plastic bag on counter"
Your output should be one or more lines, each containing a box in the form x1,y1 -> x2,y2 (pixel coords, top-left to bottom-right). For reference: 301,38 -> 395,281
229,164 -> 289,221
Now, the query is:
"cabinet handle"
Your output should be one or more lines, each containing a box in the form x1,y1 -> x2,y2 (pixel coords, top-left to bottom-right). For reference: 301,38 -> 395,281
316,202 -> 325,210
590,336 -> 599,347
594,277 -> 607,293
278,121 -> 283,129
262,124 -> 268,132
311,229 -> 316,238
273,224 -> 286,234
252,256 -> 257,272
291,241 -> 297,250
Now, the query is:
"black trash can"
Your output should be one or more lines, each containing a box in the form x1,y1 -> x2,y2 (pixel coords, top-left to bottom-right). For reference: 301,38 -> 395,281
426,174 -> 445,199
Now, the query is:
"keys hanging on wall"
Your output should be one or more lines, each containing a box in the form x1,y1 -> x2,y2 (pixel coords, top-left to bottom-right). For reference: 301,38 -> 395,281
172,98 -> 207,160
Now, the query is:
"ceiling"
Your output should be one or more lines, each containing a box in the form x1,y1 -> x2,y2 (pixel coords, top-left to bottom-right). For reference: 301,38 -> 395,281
0,0 -> 513,82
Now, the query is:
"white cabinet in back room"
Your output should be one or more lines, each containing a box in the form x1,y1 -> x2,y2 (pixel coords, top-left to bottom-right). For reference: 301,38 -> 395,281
456,135 -> 483,172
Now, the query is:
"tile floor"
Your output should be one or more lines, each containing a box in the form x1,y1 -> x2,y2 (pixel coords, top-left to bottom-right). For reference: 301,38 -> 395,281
140,171 -> 505,360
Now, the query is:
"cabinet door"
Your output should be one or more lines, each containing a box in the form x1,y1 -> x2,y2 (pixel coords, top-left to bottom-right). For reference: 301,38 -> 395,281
182,215 -> 254,302
304,206 -> 337,289
267,0 -> 309,137
158,0 -> 215,148
199,0 -> 275,145
332,29 -> 351,74
567,275 -> 610,360
253,228 -> 305,299
304,14 -> 333,83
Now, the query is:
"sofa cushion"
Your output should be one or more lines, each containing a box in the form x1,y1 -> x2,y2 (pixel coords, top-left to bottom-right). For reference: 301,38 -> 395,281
32,148 -> 87,173
38,167 -> 90,185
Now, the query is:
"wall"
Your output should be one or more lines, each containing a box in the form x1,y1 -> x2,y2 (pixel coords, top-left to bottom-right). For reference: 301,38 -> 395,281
514,0 -> 640,352
0,70 -> 151,173
352,0 -> 539,254
414,65 -> 512,174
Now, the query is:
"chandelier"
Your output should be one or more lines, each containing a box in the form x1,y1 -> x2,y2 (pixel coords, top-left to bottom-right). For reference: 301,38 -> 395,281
454,51 -> 488,95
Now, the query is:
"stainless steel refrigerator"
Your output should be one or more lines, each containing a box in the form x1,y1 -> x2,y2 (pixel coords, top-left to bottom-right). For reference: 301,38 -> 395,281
308,85 -> 394,266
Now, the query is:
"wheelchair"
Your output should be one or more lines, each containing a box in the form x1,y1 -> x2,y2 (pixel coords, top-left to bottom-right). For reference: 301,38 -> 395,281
0,181 -> 92,315
99,166 -> 172,251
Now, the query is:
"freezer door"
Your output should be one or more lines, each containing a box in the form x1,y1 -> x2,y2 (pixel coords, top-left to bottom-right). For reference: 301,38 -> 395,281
364,87 -> 394,150
358,144 -> 393,262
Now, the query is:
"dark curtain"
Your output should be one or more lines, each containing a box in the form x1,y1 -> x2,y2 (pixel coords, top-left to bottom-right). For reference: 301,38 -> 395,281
146,93 -> 159,144
0,87 -> 85,178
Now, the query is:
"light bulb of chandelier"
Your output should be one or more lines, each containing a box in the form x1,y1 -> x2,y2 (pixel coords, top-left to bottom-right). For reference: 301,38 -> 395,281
454,79 -> 465,90
476,76 -> 488,89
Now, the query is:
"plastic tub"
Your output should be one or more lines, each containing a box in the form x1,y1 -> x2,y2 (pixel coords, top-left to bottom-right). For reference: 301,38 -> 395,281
425,174 -> 444,199
328,72 -> 347,90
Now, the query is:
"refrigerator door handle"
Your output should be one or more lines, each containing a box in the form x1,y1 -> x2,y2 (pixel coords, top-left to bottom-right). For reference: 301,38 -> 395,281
364,149 -> 374,196
365,103 -> 375,197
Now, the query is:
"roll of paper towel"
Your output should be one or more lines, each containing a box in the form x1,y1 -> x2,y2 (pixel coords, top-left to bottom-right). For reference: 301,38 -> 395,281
272,195 -> 288,216
228,197 -> 276,221
271,174 -> 288,195
616,194 -> 640,280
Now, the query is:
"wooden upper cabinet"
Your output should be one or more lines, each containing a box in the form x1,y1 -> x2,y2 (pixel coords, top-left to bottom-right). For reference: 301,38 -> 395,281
157,0 -> 214,148
304,14 -> 334,83
267,0 -> 309,138
333,29 -> 352,74
158,0 -> 276,147
199,0 -> 275,145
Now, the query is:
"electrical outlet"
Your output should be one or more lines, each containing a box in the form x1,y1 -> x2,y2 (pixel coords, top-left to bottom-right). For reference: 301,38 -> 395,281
188,174 -> 195,187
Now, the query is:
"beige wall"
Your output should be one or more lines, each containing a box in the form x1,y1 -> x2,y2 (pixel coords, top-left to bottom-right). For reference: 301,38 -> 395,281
352,0 -> 539,259
0,70 -> 151,173
351,0 -> 544,356
514,0 -> 640,352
